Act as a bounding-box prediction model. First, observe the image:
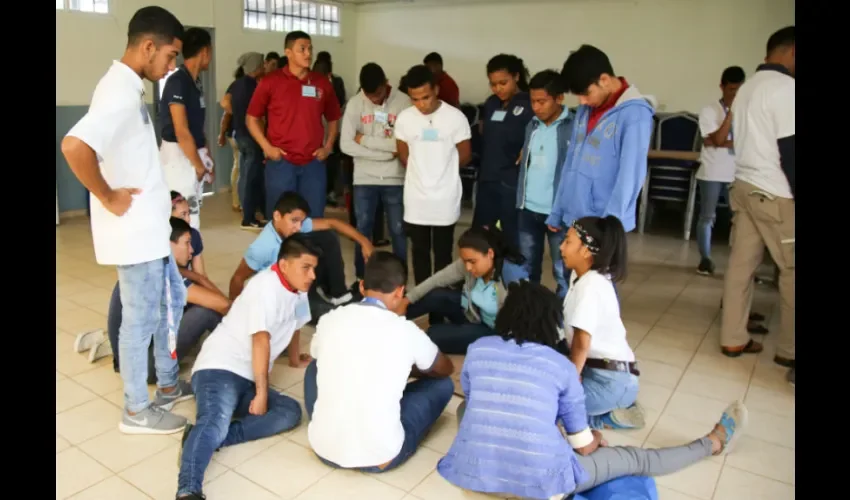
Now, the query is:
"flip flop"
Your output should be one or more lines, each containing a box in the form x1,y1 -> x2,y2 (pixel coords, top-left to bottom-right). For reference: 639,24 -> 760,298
721,339 -> 763,357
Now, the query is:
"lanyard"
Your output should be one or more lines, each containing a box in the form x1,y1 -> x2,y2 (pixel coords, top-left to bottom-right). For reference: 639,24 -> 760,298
163,265 -> 178,359
360,297 -> 387,309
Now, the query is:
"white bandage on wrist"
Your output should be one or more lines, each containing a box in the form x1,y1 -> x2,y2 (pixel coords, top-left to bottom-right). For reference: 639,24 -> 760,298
567,428 -> 594,449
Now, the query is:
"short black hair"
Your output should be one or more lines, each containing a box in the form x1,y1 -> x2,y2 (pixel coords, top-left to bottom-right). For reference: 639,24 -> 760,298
169,216 -> 191,243
561,45 -> 615,95
127,6 -> 184,47
316,51 -> 331,63
423,52 -> 443,66
529,69 -> 565,97
404,65 -> 435,91
182,27 -> 211,59
398,75 -> 409,95
170,190 -> 184,202
313,59 -> 331,75
285,31 -> 311,49
362,251 -> 408,294
274,191 -> 311,217
767,26 -> 795,55
265,51 -> 281,62
277,232 -> 322,261
720,66 -> 746,85
495,281 -> 564,350
359,63 -> 387,94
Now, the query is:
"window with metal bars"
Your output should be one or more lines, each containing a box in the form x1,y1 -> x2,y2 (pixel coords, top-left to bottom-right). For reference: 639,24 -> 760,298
244,0 -> 340,38
57,0 -> 109,13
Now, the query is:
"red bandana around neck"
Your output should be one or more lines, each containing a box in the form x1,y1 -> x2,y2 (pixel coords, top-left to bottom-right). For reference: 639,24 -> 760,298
271,262 -> 297,293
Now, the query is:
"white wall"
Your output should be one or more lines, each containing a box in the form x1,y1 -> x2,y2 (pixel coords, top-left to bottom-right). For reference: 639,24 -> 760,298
353,0 -> 795,112
56,0 -> 358,106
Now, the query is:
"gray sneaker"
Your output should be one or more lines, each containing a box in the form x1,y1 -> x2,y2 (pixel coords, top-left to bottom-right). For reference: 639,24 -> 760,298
152,379 -> 194,411
119,405 -> 187,435
88,337 -> 112,363
74,329 -> 105,353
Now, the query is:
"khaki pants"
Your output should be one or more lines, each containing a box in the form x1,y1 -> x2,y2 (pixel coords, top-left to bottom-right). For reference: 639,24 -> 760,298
721,180 -> 795,358
229,137 -> 240,208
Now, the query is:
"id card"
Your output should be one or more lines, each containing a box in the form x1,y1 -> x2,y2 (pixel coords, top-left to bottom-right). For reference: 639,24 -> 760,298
374,110 -> 388,124
199,95 -> 206,109
422,128 -> 439,141
491,110 -> 507,122
302,85 -> 317,98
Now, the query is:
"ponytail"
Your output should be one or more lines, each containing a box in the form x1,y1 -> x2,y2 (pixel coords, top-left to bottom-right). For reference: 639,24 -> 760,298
486,53 -> 531,93
458,226 -> 526,281
233,66 -> 245,79
574,215 -> 628,282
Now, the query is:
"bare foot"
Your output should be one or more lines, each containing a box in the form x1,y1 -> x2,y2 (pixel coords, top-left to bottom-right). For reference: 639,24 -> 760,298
707,424 -> 726,455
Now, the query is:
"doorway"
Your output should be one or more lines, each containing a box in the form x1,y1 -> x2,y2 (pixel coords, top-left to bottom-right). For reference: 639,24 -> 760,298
152,26 -> 220,195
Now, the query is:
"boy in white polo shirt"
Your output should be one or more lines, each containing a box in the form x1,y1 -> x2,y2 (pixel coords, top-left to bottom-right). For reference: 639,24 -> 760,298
695,66 -> 745,276
61,6 -> 192,435
394,64 -> 472,285
304,251 -> 455,472
176,233 -> 318,499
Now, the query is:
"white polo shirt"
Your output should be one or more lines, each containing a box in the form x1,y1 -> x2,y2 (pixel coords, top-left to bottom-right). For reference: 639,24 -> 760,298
563,270 -> 635,363
66,61 -> 172,266
192,266 -> 311,381
696,101 -> 737,183
394,102 -> 471,226
731,67 -> 795,198
308,302 -> 439,468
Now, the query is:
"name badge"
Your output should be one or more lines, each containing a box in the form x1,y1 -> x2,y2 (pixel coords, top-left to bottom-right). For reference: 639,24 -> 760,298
374,110 -> 388,124
422,128 -> 439,141
491,110 -> 507,122
531,153 -> 546,169
199,95 -> 206,109
302,85 -> 317,98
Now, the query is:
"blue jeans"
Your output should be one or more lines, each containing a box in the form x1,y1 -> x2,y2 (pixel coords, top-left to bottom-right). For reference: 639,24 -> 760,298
517,208 -> 568,298
116,255 -> 186,413
177,369 -> 303,496
303,359 -> 453,472
265,158 -> 327,218
473,181 -> 520,249
696,180 -> 729,260
236,135 -> 265,224
353,185 -> 406,278
582,367 -> 640,430
406,288 -> 498,354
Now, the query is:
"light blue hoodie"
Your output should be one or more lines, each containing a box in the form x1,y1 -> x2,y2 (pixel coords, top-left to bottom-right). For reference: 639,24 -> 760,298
545,86 -> 655,232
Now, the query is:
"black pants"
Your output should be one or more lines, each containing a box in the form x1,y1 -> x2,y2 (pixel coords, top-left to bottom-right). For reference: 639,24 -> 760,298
305,230 -> 349,298
406,223 -> 455,285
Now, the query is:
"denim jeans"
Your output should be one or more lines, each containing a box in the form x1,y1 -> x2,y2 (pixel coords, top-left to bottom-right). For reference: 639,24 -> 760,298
406,288 -> 498,354
265,158 -> 327,218
107,281 -> 223,383
696,180 -> 729,260
517,208 -> 568,298
177,369 -> 303,496
353,185 -> 406,278
303,360 -> 453,472
116,255 -> 186,413
473,181 -> 520,249
235,135 -> 265,225
582,367 -> 640,430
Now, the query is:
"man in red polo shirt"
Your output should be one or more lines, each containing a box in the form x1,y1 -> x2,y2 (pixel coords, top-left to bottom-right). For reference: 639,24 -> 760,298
246,31 -> 342,218
424,52 -> 460,108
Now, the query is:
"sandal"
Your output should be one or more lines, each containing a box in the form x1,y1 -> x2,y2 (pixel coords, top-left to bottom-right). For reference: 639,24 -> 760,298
711,401 -> 748,455
721,339 -> 763,357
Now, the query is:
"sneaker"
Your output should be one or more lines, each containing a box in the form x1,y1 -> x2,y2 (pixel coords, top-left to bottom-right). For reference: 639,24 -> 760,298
603,402 -> 646,430
176,422 -> 194,467
696,258 -> 715,276
240,220 -> 266,231
176,493 -> 206,500
712,401 -> 748,455
119,405 -> 187,435
88,337 -> 112,363
786,367 -> 795,387
316,288 -> 354,307
74,329 -> 105,353
152,379 -> 194,411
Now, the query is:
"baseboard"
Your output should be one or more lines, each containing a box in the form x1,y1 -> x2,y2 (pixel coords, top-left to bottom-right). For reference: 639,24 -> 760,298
58,209 -> 88,221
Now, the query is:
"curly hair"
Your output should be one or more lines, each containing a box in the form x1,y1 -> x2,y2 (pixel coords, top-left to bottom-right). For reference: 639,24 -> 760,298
494,281 -> 563,349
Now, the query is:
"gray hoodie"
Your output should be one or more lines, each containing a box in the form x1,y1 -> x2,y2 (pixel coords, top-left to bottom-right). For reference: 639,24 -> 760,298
340,87 -> 411,186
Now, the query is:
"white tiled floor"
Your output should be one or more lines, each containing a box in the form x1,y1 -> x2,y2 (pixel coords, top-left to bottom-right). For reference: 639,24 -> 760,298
56,195 -> 795,499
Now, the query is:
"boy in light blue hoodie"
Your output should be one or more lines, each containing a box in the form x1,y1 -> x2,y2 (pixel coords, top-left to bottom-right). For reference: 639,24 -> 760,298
546,45 -> 655,238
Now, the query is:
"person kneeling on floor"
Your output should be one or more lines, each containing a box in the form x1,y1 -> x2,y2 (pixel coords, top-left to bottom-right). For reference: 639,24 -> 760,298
559,215 -> 644,430
438,281 -> 748,500
304,251 -> 455,472
175,234 -> 317,500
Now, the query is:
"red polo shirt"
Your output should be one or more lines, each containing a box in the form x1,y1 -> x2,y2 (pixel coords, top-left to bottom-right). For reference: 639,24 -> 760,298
247,66 -> 342,165
587,77 -> 629,134
437,72 -> 460,108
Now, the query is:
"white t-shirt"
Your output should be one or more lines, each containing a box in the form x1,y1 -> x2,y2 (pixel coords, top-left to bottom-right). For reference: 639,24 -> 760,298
192,267 -> 311,381
732,68 -> 795,198
696,101 -> 737,183
563,270 -> 634,362
65,61 -> 171,266
308,302 -> 440,468
394,102 -> 472,226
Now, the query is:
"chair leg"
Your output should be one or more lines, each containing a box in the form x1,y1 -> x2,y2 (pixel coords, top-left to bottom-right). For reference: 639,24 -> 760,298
683,171 -> 698,240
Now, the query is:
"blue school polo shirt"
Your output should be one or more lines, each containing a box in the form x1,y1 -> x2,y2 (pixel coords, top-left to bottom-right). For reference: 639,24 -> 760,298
464,278 -> 499,328
243,218 -> 314,272
159,65 -> 207,148
480,92 -> 534,186
525,106 -> 570,214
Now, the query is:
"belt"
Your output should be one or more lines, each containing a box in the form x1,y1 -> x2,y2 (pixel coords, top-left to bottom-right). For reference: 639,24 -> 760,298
584,358 -> 640,376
